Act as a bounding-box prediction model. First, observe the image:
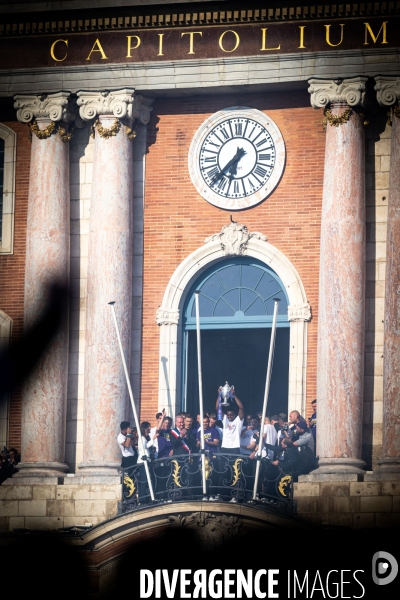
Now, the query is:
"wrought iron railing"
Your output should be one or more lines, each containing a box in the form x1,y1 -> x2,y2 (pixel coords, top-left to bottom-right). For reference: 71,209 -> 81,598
119,452 -> 293,514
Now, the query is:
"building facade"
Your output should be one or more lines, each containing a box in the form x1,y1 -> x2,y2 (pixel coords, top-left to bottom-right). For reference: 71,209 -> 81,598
1,0 -> 400,560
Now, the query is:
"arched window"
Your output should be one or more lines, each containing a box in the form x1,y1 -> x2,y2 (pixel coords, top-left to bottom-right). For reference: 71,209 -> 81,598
184,257 -> 288,329
182,258 -> 290,415
0,124 -> 17,255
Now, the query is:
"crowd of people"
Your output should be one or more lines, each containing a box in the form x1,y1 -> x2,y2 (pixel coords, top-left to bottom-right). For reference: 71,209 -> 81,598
0,447 -> 19,484
118,391 -> 318,504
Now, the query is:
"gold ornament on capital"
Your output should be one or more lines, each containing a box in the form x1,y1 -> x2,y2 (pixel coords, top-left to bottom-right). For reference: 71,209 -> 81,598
322,106 -> 353,130
90,118 -> 137,140
28,119 -> 75,142
322,106 -> 369,131
91,117 -> 121,139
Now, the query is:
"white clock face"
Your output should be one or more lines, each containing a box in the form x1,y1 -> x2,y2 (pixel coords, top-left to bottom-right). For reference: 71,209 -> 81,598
189,107 -> 285,210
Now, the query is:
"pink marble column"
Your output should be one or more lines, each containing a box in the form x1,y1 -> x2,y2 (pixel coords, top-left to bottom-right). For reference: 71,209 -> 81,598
375,77 -> 400,474
76,90 -> 151,474
308,77 -> 368,474
13,93 -> 74,476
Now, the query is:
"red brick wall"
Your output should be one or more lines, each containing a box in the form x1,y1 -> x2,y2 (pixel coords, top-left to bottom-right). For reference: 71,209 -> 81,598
141,91 -> 325,423
0,121 -> 30,450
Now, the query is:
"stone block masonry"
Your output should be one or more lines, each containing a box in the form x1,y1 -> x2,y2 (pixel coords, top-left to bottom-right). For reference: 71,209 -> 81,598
294,475 -> 400,528
0,481 -> 120,531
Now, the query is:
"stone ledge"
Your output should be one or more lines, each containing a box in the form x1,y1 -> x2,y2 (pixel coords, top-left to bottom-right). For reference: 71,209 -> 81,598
365,472 -> 400,481
63,475 -> 121,485
298,473 -> 359,482
3,476 -> 60,485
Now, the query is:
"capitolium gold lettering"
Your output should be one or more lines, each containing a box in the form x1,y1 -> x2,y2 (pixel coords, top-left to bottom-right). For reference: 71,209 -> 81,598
86,38 -> 108,60
126,36 -> 141,58
181,31 -> 203,55
325,24 -> 345,47
219,30 -> 240,53
260,28 -> 281,51
364,21 -> 388,44
50,39 -> 68,62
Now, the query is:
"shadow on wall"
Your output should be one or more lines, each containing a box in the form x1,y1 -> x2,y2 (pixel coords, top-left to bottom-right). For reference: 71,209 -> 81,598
363,106 -> 388,471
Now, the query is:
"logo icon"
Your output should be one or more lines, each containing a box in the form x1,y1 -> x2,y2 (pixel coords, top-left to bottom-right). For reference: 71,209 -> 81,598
372,551 -> 398,585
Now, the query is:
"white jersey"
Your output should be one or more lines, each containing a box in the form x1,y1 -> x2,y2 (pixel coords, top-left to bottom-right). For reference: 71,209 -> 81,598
262,424 -> 278,459
222,415 -> 244,449
137,436 -> 156,464
117,432 -> 135,458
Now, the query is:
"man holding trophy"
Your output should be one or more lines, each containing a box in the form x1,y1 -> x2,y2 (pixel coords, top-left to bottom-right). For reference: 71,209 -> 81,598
216,383 -> 245,454
211,383 -> 245,502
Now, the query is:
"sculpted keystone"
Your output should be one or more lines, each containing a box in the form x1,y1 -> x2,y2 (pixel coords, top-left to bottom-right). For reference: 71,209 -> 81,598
205,220 -> 267,256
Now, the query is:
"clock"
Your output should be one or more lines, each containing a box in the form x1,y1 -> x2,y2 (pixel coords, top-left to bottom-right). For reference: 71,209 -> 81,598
188,107 -> 285,210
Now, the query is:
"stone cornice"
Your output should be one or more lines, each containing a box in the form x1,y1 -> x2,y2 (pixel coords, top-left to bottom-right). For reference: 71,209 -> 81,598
308,76 -> 368,108
375,75 -> 400,107
13,91 -> 75,123
2,48 -> 397,100
0,2 -> 398,36
76,89 -> 152,124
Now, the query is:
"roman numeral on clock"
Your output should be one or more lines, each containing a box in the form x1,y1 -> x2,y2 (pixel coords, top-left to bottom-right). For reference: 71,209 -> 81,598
221,127 -> 229,140
259,154 -> 271,161
215,177 -> 228,192
254,165 -> 267,178
234,123 -> 243,136
203,157 -> 217,163
207,167 -> 220,180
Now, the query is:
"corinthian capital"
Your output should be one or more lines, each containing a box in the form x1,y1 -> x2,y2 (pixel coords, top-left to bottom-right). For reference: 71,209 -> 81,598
308,77 -> 368,109
14,92 -> 74,124
374,76 -> 400,107
76,89 -> 152,125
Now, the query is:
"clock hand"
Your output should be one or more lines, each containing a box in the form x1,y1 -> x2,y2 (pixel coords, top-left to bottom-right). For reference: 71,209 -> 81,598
212,147 -> 246,184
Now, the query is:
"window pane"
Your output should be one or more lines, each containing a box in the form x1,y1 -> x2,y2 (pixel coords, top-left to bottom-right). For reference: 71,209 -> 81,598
214,298 -> 235,316
222,289 -> 240,312
265,290 -> 288,315
199,273 -> 225,301
255,272 -> 282,300
245,297 -> 266,316
217,265 -> 240,291
191,295 -> 215,317
240,288 -> 259,313
241,265 -> 263,290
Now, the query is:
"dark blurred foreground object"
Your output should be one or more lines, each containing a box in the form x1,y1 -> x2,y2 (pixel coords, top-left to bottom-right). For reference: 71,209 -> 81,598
0,283 -> 68,398
1,531 -> 90,599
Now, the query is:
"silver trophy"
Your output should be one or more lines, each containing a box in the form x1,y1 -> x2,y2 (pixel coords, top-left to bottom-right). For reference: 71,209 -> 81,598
221,381 -> 234,407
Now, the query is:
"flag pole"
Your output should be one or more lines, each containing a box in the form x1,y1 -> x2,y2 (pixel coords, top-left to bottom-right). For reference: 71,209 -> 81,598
194,291 -> 207,498
109,301 -> 155,502
252,298 -> 281,500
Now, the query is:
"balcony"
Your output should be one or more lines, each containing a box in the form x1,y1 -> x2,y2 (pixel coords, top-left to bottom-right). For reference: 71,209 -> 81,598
119,452 -> 293,515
